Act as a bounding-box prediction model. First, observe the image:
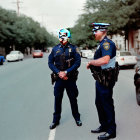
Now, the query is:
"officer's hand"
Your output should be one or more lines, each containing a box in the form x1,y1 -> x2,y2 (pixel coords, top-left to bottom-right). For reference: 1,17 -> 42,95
87,62 -> 91,69
62,76 -> 68,80
59,71 -> 67,79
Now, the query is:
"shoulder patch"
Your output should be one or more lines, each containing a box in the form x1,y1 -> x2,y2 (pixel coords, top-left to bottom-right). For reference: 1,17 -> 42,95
103,42 -> 110,50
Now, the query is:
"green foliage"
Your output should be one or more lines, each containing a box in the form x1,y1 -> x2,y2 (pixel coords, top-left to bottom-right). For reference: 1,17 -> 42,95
0,7 -> 57,53
70,14 -> 98,49
71,0 -> 140,48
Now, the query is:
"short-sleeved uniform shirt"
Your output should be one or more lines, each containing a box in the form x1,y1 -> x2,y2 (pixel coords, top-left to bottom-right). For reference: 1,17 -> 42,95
94,36 -> 116,69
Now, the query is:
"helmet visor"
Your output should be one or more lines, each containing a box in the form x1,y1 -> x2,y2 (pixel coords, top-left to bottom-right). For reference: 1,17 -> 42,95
59,32 -> 68,39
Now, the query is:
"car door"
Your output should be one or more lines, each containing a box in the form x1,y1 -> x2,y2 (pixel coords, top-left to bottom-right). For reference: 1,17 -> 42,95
120,52 -> 135,65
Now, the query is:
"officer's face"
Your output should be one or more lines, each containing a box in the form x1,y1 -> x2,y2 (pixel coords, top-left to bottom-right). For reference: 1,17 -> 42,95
59,38 -> 68,45
94,30 -> 104,41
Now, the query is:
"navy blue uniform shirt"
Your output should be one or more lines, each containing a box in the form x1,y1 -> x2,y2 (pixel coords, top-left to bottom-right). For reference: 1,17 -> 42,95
94,36 -> 116,69
48,43 -> 81,73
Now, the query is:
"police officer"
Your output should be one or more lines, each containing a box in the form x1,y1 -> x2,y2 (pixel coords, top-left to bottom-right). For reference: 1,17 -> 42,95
48,29 -> 82,129
87,23 -> 116,140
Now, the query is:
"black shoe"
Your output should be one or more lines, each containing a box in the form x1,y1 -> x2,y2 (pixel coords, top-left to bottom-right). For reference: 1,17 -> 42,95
75,120 -> 82,126
91,127 -> 106,133
98,132 -> 116,140
49,122 -> 59,129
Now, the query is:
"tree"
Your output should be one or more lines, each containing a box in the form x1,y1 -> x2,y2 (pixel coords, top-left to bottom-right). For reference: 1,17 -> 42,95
71,0 -> 140,48
0,7 -> 57,54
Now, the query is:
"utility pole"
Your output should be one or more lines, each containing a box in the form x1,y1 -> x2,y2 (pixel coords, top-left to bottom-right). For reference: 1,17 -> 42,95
17,0 -> 20,16
39,13 -> 48,28
12,0 -> 23,16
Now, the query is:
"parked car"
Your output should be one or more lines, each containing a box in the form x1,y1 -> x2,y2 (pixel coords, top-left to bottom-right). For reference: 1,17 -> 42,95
0,54 -> 5,65
32,50 -> 43,58
134,66 -> 140,105
116,51 -> 137,68
80,50 -> 93,58
87,52 -> 94,59
6,51 -> 24,62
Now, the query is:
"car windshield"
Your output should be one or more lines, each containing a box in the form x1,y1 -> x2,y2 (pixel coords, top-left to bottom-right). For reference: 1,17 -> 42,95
34,50 -> 41,52
10,51 -> 19,54
120,52 -> 131,56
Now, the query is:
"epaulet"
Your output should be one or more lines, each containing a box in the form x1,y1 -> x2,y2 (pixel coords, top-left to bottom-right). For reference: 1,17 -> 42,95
104,38 -> 114,44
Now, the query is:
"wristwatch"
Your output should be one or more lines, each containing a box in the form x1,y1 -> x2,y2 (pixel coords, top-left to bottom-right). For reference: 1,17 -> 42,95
65,71 -> 67,74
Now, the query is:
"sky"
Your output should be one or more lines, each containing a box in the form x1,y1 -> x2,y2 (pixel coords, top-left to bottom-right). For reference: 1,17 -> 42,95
0,0 -> 86,35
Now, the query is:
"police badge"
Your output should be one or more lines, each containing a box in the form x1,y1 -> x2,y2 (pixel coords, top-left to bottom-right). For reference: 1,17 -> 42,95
69,48 -> 72,53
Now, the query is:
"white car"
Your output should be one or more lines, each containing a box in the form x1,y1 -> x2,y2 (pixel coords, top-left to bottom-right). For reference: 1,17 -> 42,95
6,51 -> 24,62
116,51 -> 137,67
87,52 -> 94,59
80,50 -> 93,58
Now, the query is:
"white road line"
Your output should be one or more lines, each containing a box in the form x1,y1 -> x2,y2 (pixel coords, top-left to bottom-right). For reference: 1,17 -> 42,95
48,129 -> 56,140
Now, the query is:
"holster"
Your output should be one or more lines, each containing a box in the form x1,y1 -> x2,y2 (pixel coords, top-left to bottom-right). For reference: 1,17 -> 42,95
51,73 -> 59,85
89,65 -> 102,83
101,68 -> 115,87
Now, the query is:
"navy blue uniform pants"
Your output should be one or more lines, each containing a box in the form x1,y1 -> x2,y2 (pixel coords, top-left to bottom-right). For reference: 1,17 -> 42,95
95,81 -> 116,134
53,78 -> 80,123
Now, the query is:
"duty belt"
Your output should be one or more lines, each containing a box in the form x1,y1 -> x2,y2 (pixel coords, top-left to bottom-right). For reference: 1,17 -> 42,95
89,62 -> 119,87
51,70 -> 79,85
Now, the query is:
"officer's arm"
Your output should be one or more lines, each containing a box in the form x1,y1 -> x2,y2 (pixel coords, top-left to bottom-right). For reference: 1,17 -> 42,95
88,55 -> 110,67
66,48 -> 81,73
48,49 -> 60,74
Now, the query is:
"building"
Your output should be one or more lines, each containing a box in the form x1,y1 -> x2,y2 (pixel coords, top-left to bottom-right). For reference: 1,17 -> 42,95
108,29 -> 140,56
109,34 -> 125,51
128,29 -> 140,55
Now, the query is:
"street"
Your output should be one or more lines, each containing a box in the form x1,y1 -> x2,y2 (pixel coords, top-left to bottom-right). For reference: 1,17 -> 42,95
0,53 -> 140,140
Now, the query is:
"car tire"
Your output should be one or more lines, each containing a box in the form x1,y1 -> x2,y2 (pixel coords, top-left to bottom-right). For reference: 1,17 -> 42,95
136,87 -> 140,106
0,59 -> 3,65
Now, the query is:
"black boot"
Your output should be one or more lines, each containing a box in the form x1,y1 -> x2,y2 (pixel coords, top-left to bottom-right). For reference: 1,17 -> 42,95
75,120 -> 82,126
98,132 -> 116,140
49,122 -> 59,129
91,126 -> 106,133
